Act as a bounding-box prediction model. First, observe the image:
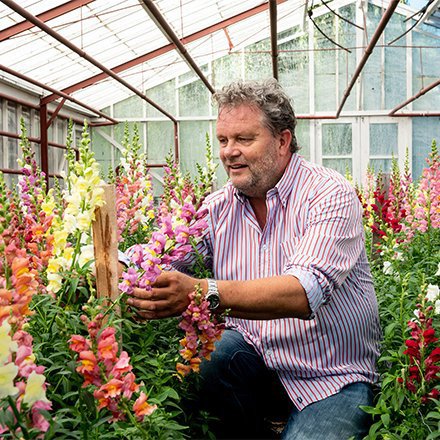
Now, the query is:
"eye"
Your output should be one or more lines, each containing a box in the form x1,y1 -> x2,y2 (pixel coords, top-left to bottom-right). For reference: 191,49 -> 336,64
218,138 -> 228,147
238,137 -> 252,144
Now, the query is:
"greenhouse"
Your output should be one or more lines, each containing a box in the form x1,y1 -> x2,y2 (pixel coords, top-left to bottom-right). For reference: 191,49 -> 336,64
0,0 -> 439,438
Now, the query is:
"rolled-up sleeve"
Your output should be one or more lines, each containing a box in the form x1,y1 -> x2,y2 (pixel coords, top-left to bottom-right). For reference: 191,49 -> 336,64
283,184 -> 365,314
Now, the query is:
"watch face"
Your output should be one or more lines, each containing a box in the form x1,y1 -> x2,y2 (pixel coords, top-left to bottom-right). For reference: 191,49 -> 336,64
207,294 -> 220,310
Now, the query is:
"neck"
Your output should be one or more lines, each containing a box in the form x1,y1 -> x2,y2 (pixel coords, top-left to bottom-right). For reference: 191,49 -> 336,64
249,196 -> 267,229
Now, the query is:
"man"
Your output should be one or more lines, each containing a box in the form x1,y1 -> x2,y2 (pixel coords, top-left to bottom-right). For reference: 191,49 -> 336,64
127,79 -> 381,439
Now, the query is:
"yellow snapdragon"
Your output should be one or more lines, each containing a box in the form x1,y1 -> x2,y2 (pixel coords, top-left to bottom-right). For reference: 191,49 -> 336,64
23,371 -> 50,406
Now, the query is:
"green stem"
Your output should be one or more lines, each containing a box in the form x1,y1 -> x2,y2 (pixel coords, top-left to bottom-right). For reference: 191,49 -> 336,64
122,400 -> 150,438
101,292 -> 126,319
7,396 -> 30,440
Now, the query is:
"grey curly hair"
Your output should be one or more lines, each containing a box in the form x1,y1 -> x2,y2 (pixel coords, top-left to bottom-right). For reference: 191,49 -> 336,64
213,79 -> 298,153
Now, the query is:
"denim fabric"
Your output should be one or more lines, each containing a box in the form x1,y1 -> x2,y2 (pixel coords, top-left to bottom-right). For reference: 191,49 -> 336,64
281,382 -> 374,440
199,329 -> 373,440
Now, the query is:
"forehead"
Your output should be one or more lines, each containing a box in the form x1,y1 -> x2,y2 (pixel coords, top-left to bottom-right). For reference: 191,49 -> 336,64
216,104 -> 264,134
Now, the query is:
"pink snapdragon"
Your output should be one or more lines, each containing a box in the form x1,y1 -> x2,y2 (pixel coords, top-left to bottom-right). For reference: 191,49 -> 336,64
69,312 -> 157,423
0,320 -> 52,436
176,286 -> 225,377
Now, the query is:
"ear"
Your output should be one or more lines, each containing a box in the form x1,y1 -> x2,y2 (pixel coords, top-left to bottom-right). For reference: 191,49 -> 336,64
278,129 -> 292,155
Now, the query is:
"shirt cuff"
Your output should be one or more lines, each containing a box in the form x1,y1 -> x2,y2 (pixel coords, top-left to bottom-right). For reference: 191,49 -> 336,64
285,267 -> 324,319
118,250 -> 131,267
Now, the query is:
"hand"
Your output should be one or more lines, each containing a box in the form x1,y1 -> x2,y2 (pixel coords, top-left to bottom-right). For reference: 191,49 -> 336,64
126,271 -> 205,320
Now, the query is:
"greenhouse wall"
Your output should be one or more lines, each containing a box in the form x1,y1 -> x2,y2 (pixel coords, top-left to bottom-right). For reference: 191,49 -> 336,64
0,0 -> 438,190
0,80 -> 91,187
91,0 -> 439,190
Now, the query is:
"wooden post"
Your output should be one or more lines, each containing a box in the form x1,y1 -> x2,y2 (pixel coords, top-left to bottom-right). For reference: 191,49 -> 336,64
92,184 -> 119,306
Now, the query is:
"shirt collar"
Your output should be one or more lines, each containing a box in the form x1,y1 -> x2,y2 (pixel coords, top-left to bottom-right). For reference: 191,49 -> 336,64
231,154 -> 301,206
272,154 -> 301,207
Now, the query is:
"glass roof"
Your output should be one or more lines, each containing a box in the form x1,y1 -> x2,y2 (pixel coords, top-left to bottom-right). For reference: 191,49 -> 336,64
0,0 -> 428,119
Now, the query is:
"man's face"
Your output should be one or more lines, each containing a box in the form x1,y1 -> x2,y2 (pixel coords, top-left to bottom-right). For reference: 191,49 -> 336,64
216,104 -> 291,198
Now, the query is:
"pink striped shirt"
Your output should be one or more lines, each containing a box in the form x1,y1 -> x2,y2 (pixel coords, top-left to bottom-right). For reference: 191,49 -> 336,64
178,153 -> 381,410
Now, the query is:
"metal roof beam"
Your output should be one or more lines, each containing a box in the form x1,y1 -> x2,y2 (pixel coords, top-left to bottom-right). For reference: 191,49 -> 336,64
0,0 -> 95,42
269,0 -> 279,81
2,0 -> 177,123
336,0 -> 399,118
42,0 -> 287,104
389,78 -> 440,115
140,0 -> 215,94
0,64 -> 117,124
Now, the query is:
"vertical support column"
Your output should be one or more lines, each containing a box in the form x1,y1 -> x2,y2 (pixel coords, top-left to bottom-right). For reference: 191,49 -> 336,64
39,101 -> 49,189
92,184 -> 119,306
269,0 -> 278,81
174,120 -> 179,162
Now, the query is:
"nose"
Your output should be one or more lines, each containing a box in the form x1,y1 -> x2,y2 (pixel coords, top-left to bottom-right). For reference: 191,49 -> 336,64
221,140 -> 240,160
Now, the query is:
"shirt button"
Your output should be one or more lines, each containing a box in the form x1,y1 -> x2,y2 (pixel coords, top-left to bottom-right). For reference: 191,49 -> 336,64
266,349 -> 273,357
262,244 -> 267,251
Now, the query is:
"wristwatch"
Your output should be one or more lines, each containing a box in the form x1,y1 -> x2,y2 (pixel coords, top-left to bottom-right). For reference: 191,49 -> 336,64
205,278 -> 220,311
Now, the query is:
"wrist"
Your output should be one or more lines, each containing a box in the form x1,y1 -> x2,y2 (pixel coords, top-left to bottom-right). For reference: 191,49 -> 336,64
204,278 -> 220,311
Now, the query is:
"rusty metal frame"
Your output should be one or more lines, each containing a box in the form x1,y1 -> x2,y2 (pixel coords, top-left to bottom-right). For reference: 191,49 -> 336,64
140,0 -> 215,94
0,0 -> 95,42
1,0 -> 180,171
42,0 -> 287,103
269,0 -> 279,81
0,64 -> 116,124
389,78 -> 440,116
336,0 -> 400,118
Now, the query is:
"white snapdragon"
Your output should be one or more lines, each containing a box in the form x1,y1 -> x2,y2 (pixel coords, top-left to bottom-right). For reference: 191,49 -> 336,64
426,284 -> 440,302
383,261 -> 394,275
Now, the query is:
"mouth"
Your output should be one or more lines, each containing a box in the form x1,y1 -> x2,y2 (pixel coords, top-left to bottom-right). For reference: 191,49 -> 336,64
228,163 -> 247,172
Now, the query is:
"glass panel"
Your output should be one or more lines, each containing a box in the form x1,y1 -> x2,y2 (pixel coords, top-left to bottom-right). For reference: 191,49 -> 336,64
48,146 -> 66,175
384,12 -> 406,109
8,138 -> 18,169
314,12 -> 336,112
0,98 -> 3,131
33,112 -> 40,138
178,79 -> 209,117
369,158 -> 393,174
210,121 -> 228,188
91,126 -> 112,176
338,4 -> 356,111
146,121 -> 174,163
21,108 -> 31,134
146,80 -> 176,118
412,117 -> 440,181
180,64 -> 209,84
279,26 -> 309,113
322,123 -> 352,155
33,142 -> 41,171
296,120 -> 310,160
179,120 -> 210,177
114,95 -> 143,118
0,137 -> 3,169
369,123 -> 398,155
212,53 -> 241,89
322,158 -> 352,176
363,3 -> 383,110
7,102 -> 17,133
244,39 -> 272,81
412,22 -> 440,111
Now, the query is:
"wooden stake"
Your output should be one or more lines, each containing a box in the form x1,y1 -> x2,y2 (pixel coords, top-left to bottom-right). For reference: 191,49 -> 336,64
92,184 -> 119,305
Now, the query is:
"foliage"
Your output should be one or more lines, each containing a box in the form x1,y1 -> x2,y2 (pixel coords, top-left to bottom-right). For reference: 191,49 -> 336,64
356,141 -> 440,439
0,120 -> 218,438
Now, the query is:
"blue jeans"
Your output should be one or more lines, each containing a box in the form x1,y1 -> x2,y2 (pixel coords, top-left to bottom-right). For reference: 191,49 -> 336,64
199,330 -> 373,439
